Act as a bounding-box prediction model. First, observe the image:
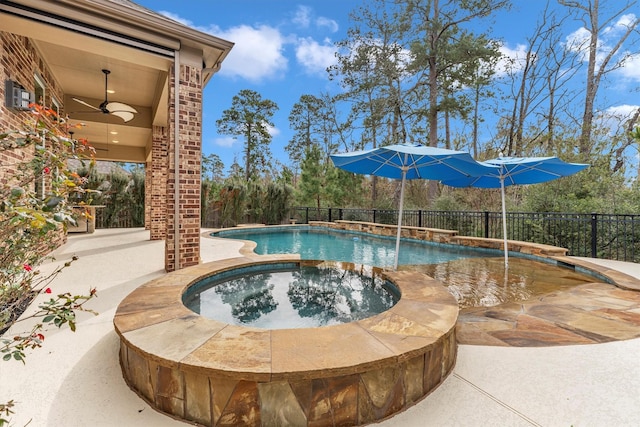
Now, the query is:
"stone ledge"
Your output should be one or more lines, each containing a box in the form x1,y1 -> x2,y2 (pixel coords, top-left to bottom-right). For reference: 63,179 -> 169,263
312,220 -> 568,257
451,235 -> 568,256
319,220 -> 459,243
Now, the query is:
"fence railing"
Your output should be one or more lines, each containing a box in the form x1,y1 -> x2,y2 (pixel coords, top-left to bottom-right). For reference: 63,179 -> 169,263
97,204 -> 640,262
95,206 -> 142,229
289,207 -> 640,263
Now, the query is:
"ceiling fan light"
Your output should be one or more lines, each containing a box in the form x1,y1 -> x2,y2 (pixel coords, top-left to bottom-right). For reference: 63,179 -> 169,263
70,71 -> 138,124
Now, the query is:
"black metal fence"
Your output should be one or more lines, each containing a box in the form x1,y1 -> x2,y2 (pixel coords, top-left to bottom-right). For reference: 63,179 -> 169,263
96,204 -> 640,262
289,207 -> 640,263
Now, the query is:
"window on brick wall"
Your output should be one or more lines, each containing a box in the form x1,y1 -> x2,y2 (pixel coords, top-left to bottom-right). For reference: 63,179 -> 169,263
51,96 -> 60,119
34,73 -> 45,105
34,128 -> 46,199
34,81 -> 48,199
34,96 -> 61,200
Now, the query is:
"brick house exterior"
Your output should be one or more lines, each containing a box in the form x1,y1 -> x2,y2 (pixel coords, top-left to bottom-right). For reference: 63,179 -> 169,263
0,0 -> 233,271
0,32 -> 64,186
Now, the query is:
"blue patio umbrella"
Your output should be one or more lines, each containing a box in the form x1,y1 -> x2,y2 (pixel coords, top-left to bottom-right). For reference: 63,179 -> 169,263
330,144 -> 498,269
441,156 -> 589,267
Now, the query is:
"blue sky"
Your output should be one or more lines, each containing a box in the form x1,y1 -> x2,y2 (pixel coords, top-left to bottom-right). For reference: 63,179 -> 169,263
135,1 -> 640,173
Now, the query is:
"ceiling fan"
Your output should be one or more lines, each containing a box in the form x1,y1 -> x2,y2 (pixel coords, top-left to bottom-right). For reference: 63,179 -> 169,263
72,69 -> 137,123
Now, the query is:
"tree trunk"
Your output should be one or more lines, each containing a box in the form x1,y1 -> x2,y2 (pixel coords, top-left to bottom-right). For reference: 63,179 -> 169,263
579,0 -> 599,155
245,123 -> 252,182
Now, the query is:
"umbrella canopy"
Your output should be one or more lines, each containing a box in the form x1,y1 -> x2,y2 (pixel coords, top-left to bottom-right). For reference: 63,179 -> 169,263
330,144 -> 497,269
330,144 -> 495,180
441,156 -> 589,267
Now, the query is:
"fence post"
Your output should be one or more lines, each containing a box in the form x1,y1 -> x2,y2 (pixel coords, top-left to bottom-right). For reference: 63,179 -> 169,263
328,208 -> 332,222
591,212 -> 598,258
418,210 -> 423,227
339,208 -> 343,221
484,211 -> 489,238
373,209 -> 377,224
305,207 -> 309,224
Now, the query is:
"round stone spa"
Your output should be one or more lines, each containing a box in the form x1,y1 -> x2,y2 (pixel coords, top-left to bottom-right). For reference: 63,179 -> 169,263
113,256 -> 459,426
183,263 -> 400,329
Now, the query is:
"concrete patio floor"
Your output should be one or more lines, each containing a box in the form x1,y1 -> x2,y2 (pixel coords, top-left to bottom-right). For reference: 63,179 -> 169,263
1,228 -> 639,426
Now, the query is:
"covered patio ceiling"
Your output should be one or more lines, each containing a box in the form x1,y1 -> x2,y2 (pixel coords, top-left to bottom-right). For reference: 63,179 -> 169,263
0,0 -> 233,163
44,38 -> 168,164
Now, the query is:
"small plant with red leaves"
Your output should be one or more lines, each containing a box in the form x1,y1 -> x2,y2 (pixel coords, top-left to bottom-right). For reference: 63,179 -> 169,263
0,104 -> 98,424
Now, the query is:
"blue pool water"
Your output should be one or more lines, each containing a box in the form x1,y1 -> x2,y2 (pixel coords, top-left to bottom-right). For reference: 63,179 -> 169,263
208,227 -> 595,312
214,226 -> 492,268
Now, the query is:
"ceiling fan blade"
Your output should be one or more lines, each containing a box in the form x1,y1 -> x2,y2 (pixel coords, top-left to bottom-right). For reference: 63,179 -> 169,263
110,111 -> 135,123
106,102 -> 137,114
72,97 -> 101,111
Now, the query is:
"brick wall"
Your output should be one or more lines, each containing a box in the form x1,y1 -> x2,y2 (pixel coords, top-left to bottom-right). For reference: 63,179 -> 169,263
144,159 -> 150,230
1,31 -> 67,251
165,64 -> 202,271
150,125 -> 168,240
1,33 -> 36,185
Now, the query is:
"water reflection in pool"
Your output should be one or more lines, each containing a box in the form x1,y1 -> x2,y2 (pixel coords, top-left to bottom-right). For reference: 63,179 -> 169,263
406,257 -> 594,308
183,264 -> 399,329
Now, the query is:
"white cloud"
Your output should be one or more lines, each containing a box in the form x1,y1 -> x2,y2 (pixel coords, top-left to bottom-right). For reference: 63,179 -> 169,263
618,53 -> 640,81
564,27 -> 591,57
495,43 -> 529,76
293,5 -> 312,28
597,104 -> 640,133
214,136 -> 236,148
216,25 -> 288,82
157,12 -> 288,83
316,17 -> 339,33
295,37 -> 337,76
604,13 -> 638,35
565,14 -> 638,72
604,104 -> 640,119
292,6 -> 338,33
266,124 -> 280,137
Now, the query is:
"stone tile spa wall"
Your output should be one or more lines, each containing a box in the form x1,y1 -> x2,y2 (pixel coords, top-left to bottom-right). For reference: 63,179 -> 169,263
114,256 -> 459,426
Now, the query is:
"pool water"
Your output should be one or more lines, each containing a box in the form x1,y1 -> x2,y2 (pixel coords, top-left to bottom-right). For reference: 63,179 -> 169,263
216,227 -> 489,267
214,226 -> 596,309
183,264 -> 399,329
409,257 -> 595,308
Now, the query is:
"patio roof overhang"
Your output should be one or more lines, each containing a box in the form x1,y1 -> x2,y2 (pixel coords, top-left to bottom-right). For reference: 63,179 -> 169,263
0,0 -> 233,163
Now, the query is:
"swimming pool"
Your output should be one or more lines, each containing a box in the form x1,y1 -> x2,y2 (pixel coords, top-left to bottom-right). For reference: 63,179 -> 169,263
214,226 -> 492,268
213,225 -> 596,308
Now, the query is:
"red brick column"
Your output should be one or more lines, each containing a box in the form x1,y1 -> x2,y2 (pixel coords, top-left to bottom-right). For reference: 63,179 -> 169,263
165,64 -> 202,271
150,125 -> 168,240
144,160 -> 151,230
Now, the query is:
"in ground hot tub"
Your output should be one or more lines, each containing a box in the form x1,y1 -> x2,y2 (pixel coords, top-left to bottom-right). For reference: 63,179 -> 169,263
113,256 -> 459,426
183,262 -> 400,329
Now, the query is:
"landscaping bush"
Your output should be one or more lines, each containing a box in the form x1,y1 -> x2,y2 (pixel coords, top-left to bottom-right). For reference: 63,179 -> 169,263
0,104 -> 97,425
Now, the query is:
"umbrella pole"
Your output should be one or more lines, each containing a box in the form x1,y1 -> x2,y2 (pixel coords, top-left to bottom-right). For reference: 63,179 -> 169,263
394,168 -> 407,270
500,177 -> 509,268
